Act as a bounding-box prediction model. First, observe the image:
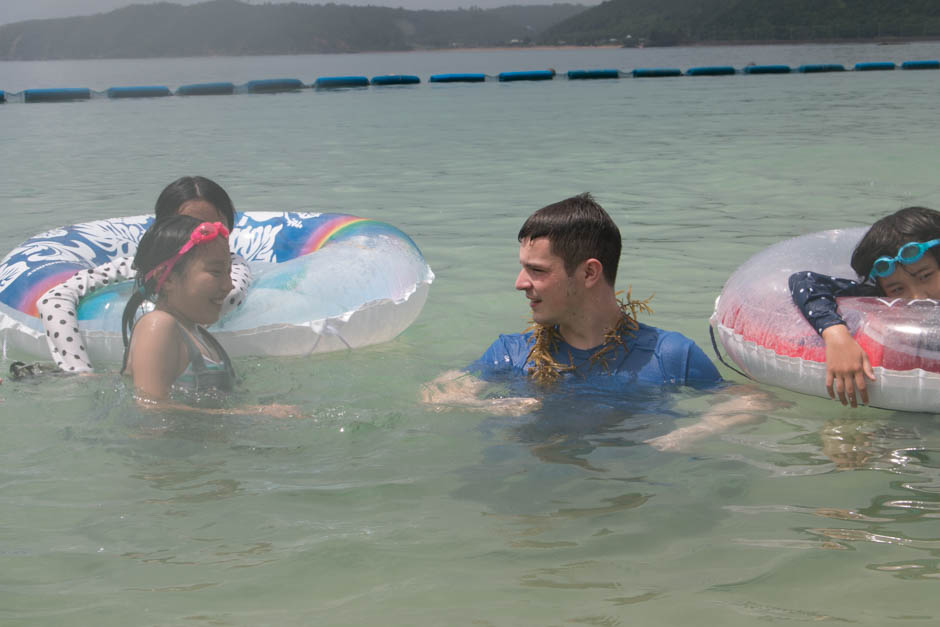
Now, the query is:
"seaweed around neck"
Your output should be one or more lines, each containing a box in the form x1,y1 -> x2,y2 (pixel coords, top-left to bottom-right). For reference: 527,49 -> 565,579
525,289 -> 654,386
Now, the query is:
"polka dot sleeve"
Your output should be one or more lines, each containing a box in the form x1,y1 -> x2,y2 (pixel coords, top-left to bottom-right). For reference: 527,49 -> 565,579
221,253 -> 252,316
787,271 -> 879,336
36,257 -> 137,373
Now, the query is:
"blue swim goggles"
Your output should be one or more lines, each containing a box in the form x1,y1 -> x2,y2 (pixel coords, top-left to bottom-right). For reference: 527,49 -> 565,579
868,239 -> 940,279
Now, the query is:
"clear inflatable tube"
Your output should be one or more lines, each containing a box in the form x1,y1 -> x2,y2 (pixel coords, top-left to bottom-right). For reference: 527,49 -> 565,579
0,212 -> 434,363
710,228 -> 940,412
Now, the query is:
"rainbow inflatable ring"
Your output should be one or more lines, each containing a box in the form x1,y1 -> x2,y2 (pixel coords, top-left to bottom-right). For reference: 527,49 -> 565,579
710,227 -> 940,413
0,212 -> 434,363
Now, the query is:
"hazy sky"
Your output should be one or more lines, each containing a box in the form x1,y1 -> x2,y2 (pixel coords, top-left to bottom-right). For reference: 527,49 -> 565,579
2,0 -> 601,26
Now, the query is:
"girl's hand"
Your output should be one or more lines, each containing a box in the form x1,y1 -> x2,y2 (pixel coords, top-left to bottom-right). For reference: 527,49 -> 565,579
251,403 -> 303,419
821,325 -> 876,407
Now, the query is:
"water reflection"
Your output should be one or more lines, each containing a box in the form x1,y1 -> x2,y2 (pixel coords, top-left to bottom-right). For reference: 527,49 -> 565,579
819,418 -> 925,471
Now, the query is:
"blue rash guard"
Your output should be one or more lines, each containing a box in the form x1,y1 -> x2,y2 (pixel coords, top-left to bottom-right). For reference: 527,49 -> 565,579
467,322 -> 722,390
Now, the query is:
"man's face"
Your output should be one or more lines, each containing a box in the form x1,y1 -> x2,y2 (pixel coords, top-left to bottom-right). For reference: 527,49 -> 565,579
515,237 -> 581,326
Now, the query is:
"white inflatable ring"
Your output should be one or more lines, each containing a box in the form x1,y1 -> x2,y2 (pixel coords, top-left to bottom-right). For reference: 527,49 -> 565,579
0,212 -> 434,363
710,228 -> 940,412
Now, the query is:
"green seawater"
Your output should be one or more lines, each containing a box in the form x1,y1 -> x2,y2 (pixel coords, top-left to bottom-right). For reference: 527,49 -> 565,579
2,45 -> 940,625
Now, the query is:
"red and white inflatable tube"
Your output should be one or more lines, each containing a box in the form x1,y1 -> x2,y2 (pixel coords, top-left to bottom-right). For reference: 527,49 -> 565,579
710,228 -> 940,412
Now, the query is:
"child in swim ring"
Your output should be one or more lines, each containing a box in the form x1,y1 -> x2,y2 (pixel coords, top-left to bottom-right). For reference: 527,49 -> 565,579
122,215 -> 237,402
36,176 -> 251,373
789,206 -> 940,407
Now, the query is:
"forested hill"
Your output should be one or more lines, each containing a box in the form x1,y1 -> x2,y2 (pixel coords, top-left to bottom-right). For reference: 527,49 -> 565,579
540,0 -> 940,46
0,0 -> 587,60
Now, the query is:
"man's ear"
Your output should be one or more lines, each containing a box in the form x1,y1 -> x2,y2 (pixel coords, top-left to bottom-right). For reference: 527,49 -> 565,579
582,258 -> 605,288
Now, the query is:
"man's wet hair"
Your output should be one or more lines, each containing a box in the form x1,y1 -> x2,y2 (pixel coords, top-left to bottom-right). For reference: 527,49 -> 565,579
851,206 -> 940,280
518,193 -> 622,285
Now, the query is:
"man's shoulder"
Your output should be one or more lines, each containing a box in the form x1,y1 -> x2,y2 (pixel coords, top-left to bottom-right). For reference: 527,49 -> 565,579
484,331 -> 535,360
467,330 -> 535,375
634,322 -> 695,352
635,322 -> 721,387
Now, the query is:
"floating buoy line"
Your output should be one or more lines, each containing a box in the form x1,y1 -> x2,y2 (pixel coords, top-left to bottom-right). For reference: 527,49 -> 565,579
1,59 -> 937,104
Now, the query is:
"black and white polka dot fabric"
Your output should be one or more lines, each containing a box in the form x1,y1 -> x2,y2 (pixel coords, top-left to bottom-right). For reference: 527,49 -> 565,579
36,253 -> 252,373
788,270 -> 878,336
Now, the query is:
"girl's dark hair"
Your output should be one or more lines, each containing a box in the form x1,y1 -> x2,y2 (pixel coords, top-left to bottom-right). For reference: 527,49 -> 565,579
518,193 -> 622,286
851,206 -> 940,281
154,176 -> 236,229
121,215 -> 205,353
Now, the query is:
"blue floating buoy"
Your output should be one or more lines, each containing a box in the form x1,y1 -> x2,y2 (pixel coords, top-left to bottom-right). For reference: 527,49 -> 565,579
24,88 -> 92,103
371,75 -> 421,86
567,69 -> 620,80
244,78 -> 304,93
632,68 -> 681,78
854,62 -> 896,71
0,90 -> 5,104
686,66 -> 736,76
743,65 -> 791,74
176,82 -> 236,96
902,60 -> 940,70
106,85 -> 172,99
498,70 -> 555,82
314,76 -> 370,89
429,73 -> 486,83
798,64 -> 845,73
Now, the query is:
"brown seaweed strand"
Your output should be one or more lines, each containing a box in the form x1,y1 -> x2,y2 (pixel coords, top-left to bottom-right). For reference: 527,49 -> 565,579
525,288 -> 654,385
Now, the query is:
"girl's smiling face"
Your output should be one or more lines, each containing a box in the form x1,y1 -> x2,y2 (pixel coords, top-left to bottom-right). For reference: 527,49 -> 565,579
878,254 -> 940,299
161,238 -> 233,326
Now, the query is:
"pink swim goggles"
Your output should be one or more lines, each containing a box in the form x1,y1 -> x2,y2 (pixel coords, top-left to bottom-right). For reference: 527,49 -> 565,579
144,221 -> 230,294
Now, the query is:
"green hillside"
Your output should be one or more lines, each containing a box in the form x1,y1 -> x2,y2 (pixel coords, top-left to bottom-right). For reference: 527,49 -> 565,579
0,0 -> 586,60
540,0 -> 940,46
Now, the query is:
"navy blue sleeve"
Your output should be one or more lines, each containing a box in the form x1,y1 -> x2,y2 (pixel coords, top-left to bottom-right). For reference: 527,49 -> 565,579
788,271 -> 879,336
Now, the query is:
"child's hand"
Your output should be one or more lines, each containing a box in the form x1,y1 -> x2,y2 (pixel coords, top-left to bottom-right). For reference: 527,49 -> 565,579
821,325 -> 875,407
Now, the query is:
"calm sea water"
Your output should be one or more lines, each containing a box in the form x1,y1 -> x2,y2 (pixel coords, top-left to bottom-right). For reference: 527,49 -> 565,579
2,44 -> 940,625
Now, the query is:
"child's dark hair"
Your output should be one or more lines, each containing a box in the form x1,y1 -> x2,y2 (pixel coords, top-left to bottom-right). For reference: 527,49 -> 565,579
121,215 -> 205,352
851,206 -> 940,283
518,193 -> 622,286
155,176 -> 236,230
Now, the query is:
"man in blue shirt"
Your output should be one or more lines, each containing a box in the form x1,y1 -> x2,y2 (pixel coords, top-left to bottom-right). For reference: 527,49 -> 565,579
422,193 -> 770,450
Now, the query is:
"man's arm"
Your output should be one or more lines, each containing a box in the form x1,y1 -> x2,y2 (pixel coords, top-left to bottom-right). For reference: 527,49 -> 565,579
420,369 -> 540,416
645,384 -> 780,452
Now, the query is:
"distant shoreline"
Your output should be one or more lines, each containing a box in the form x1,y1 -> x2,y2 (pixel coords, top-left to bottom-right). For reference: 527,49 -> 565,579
3,39 -> 938,63
443,37 -> 940,53
398,38 -> 940,56
426,44 -> 622,53
689,36 -> 940,47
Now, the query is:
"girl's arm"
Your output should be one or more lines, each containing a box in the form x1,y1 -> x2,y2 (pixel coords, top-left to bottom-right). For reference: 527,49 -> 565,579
125,311 -> 187,401
788,271 -> 878,406
37,257 -> 137,373
127,310 -> 299,419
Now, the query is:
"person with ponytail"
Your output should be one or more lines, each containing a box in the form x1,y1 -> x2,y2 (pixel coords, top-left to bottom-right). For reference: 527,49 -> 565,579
121,216 -> 296,418
122,215 -> 237,401
36,176 -> 251,373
